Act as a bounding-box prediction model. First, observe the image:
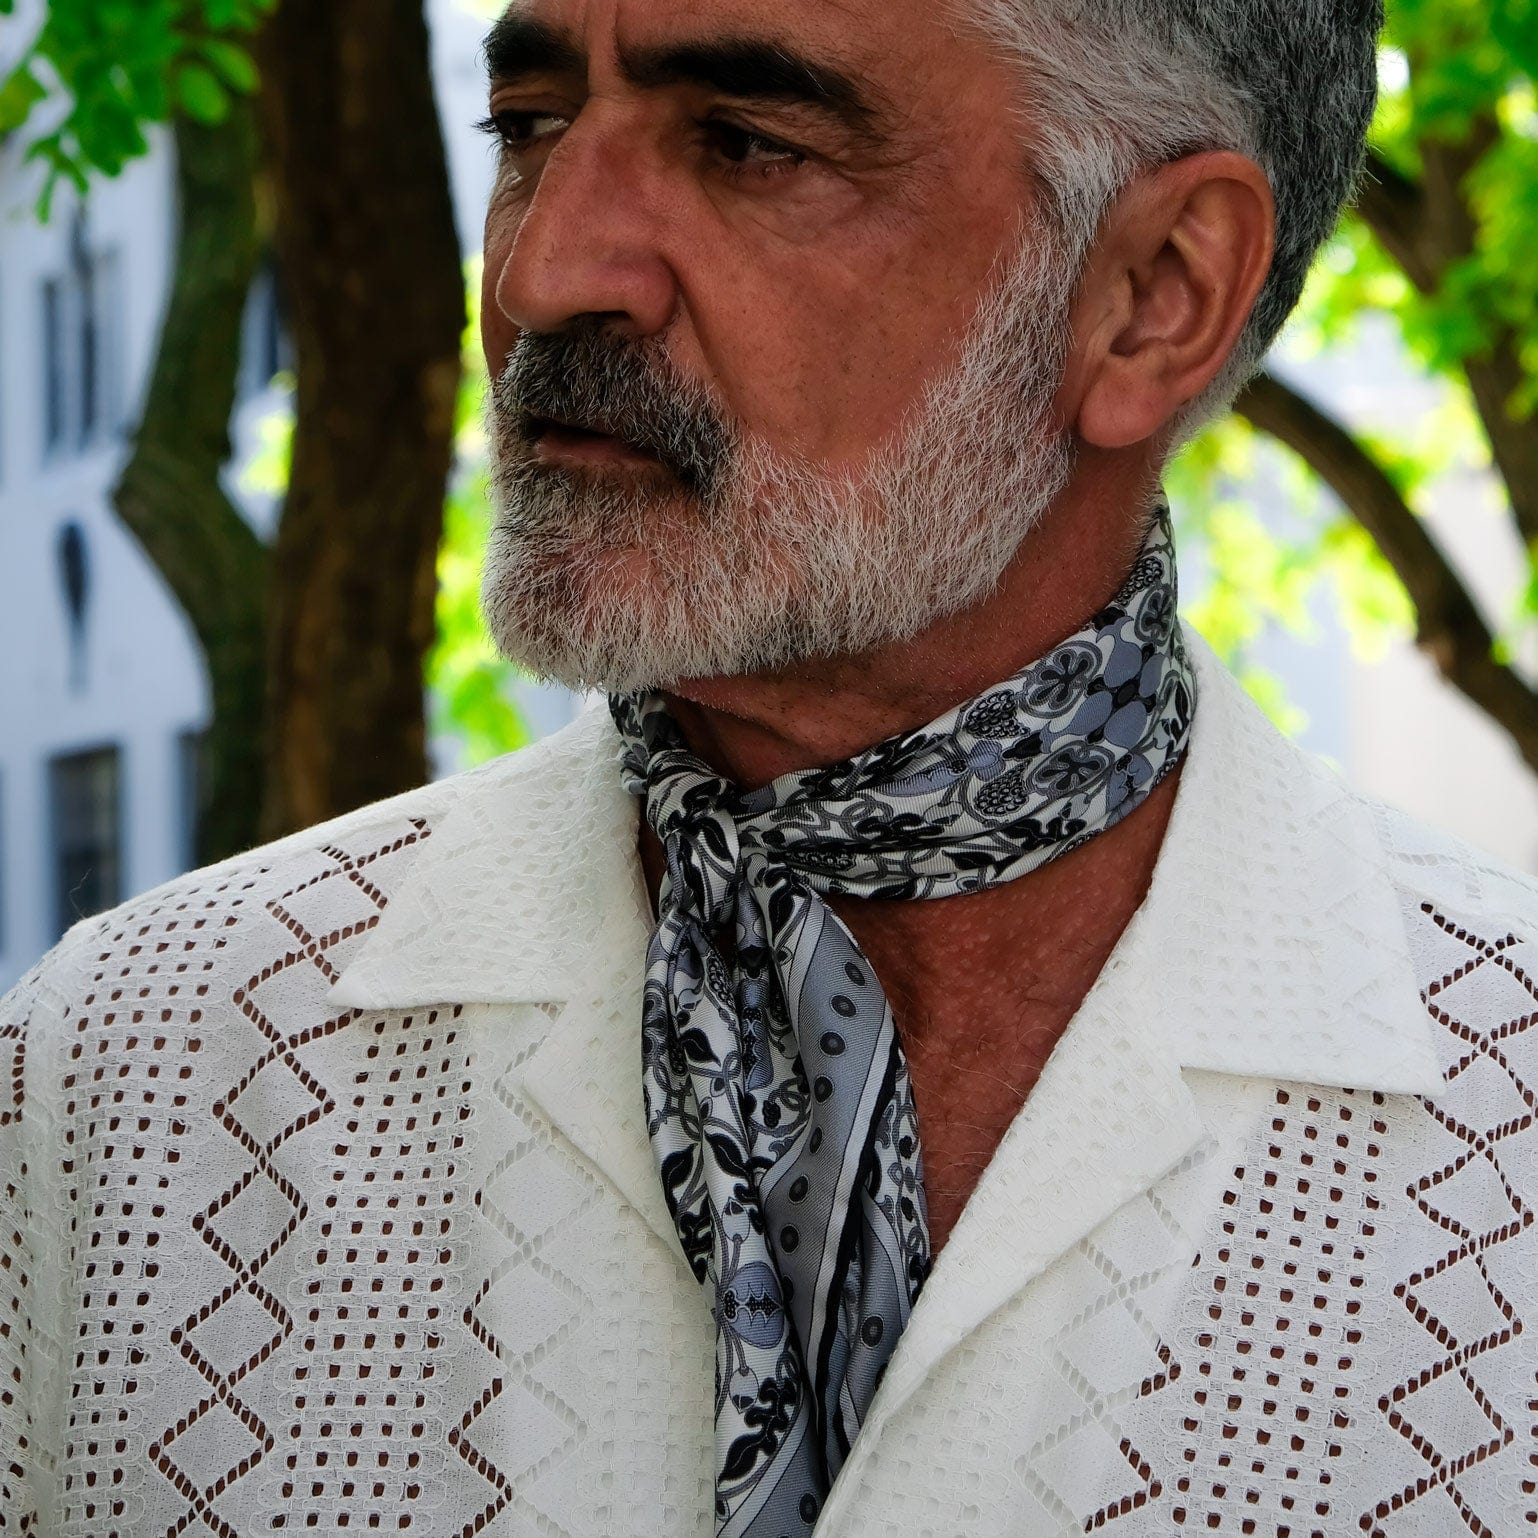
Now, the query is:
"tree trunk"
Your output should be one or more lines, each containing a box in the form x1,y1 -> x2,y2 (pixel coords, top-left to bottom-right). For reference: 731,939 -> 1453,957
252,0 -> 465,840
112,105 -> 268,864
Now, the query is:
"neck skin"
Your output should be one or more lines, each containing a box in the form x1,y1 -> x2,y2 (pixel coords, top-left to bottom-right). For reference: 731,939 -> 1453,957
670,454 -> 1160,784
638,452 -> 1185,1253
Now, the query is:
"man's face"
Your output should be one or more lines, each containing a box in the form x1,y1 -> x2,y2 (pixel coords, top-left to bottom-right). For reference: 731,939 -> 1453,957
479,0 -> 1079,691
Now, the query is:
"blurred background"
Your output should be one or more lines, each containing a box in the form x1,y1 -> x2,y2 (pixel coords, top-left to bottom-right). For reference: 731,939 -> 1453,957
1,0 -> 1536,993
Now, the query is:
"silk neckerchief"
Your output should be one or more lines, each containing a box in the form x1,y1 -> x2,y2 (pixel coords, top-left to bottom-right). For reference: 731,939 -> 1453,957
610,501 -> 1196,1537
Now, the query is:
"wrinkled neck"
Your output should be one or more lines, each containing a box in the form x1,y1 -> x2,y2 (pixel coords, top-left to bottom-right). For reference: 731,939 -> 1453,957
659,471 -> 1162,791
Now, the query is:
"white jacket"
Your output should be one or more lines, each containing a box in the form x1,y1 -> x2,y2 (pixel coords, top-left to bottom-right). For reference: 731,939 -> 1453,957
3,628 -> 1536,1536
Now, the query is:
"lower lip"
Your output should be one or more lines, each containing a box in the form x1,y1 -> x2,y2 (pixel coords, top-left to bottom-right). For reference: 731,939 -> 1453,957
532,424 -> 662,471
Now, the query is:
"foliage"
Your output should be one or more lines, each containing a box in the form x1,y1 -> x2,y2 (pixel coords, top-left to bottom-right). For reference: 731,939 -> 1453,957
0,0 -> 273,214
1178,0 -> 1538,740
427,274 -> 534,768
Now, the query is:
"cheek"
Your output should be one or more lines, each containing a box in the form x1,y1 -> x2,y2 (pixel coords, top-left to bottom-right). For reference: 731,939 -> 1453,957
678,130 -> 1028,461
689,234 -> 981,463
480,191 -> 526,371
479,266 -> 506,373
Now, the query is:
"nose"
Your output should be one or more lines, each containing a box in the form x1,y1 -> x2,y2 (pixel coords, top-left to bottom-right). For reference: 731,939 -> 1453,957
490,114 -> 680,341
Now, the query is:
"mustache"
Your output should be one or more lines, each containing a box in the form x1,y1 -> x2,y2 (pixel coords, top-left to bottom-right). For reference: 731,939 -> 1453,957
492,322 -> 733,493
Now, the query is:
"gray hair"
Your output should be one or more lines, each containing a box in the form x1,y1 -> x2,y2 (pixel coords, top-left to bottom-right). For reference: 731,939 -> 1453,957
967,0 -> 1383,440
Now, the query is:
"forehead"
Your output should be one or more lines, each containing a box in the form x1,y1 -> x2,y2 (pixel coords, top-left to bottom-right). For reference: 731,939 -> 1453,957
485,0 -> 986,93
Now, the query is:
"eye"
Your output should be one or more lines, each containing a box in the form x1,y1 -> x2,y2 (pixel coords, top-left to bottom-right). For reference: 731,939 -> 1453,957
703,120 -> 807,177
475,109 -> 569,151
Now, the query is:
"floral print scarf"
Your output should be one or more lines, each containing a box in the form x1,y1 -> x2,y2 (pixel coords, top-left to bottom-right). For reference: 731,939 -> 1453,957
609,500 -> 1196,1538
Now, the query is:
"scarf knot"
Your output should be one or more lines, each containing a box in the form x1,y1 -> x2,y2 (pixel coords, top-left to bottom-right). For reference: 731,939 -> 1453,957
635,751 -> 747,930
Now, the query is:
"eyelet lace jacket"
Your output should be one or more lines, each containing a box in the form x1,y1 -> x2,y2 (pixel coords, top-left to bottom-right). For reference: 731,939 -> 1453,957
4,628 -> 1537,1536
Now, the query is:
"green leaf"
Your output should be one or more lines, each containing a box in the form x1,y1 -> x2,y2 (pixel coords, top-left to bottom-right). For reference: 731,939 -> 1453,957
0,61 -> 47,132
198,38 -> 259,94
176,61 -> 229,124
238,388 -> 297,497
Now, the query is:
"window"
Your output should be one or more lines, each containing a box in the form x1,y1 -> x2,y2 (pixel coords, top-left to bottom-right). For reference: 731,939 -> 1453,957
79,242 -> 102,441
177,728 -> 208,870
41,218 -> 124,460
0,262 -> 7,485
42,275 -> 66,451
50,746 -> 122,939
240,257 -> 293,399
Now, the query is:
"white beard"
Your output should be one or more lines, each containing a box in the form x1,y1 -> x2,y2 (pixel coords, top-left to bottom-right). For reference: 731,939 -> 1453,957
480,224 -> 1080,693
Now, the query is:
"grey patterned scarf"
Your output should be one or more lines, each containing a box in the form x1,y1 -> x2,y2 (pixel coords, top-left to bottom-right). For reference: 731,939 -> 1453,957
609,502 -> 1195,1538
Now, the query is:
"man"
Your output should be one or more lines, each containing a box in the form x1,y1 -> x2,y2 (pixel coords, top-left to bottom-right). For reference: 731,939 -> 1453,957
3,0 -> 1534,1533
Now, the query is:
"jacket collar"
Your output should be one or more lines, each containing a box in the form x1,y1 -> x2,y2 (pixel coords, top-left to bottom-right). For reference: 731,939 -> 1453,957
329,626 -> 1446,1413
329,702 -> 680,1257
330,703 -> 645,1011
331,626 -> 1443,1095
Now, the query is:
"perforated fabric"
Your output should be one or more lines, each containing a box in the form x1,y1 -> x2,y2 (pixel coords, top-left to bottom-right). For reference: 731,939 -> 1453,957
3,626 -> 1537,1536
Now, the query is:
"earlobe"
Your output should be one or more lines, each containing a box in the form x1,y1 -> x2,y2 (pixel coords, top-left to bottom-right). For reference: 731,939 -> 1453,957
1077,350 -> 1177,450
1071,151 -> 1275,451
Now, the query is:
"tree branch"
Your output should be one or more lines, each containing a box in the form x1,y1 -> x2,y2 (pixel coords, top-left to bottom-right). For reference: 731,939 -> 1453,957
1235,371 -> 1538,776
1416,117 -> 1538,546
1352,120 -> 1538,544
1354,150 -> 1433,291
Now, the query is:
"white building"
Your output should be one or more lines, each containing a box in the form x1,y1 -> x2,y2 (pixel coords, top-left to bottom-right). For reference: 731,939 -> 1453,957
2,1 -> 1535,994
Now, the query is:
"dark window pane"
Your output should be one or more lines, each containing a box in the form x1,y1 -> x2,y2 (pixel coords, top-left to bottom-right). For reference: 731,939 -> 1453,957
42,277 -> 65,452
78,251 -> 100,444
50,746 -> 122,938
177,728 -> 207,870
98,249 -> 125,436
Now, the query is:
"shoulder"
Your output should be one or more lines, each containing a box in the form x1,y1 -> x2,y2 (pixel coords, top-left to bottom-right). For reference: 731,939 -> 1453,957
1357,787 -> 1538,943
33,768 -> 453,993
0,735 -> 547,1064
1352,791 -> 1538,1122
1185,624 -> 1538,942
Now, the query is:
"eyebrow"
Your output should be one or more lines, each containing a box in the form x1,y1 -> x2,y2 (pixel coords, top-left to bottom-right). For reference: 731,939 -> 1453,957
622,39 -> 879,130
483,15 -> 585,83
483,13 -> 883,136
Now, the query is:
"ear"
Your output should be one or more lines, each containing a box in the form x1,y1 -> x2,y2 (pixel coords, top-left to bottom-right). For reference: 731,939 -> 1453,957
1061,152 -> 1275,450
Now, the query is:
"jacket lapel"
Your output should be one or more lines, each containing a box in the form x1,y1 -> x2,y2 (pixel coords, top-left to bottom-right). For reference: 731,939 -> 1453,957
820,628 -> 1447,1519
1116,630 -> 1447,1098
515,945 -> 687,1265
862,999 -> 1205,1426
329,705 -> 687,1265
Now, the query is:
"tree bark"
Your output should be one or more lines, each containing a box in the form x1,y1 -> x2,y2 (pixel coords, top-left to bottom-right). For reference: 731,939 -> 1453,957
1237,371 -> 1538,776
112,105 -> 268,864
252,0 -> 464,840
